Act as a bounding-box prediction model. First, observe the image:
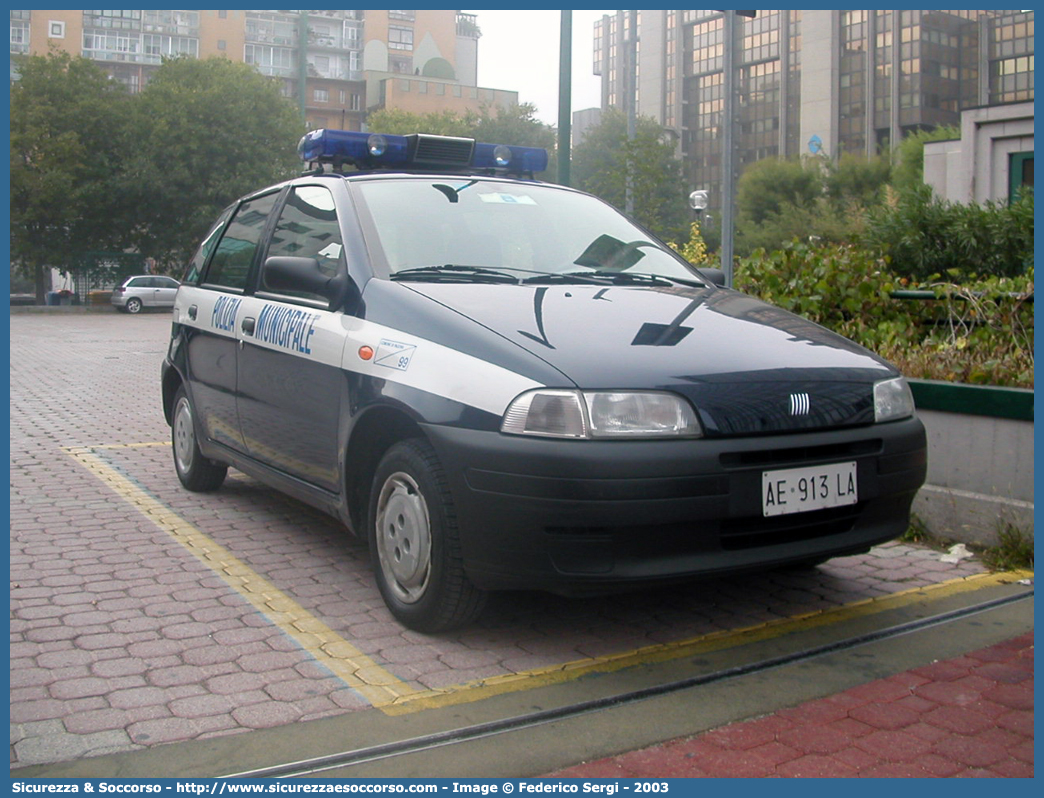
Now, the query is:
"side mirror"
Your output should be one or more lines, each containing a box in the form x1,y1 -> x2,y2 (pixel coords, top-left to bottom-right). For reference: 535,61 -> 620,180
697,267 -> 726,287
262,256 -> 357,312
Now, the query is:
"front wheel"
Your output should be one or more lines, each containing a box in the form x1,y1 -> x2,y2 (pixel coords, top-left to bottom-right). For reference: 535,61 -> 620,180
172,386 -> 227,492
368,439 -> 486,633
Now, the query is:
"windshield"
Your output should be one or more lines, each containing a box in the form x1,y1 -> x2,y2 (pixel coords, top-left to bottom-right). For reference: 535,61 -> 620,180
352,178 -> 704,285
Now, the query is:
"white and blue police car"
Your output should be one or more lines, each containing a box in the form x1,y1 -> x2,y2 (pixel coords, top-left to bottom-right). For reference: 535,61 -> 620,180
162,130 -> 927,632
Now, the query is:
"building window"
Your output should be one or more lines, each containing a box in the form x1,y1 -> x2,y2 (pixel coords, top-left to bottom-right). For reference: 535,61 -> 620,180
389,26 -> 413,51
314,88 -> 329,103
219,10 -> 228,20
218,39 -> 226,51
244,44 -> 294,77
84,10 -> 142,31
143,34 -> 199,63
83,32 -> 144,62
49,20 -> 65,39
11,20 -> 30,53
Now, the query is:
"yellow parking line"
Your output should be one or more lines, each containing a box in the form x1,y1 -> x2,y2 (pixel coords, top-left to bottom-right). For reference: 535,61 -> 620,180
67,444 -> 1032,716
382,568 -> 1032,714
64,445 -> 419,710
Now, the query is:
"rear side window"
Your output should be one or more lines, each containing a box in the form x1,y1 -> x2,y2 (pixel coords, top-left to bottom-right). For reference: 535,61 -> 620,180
183,205 -> 234,285
203,192 -> 280,291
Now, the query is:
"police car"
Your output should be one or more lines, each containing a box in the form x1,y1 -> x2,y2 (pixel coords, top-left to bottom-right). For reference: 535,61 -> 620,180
161,129 -> 927,632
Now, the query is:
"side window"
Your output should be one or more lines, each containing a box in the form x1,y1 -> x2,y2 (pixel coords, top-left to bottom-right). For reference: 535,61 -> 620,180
183,205 -> 235,285
263,185 -> 345,302
203,192 -> 280,291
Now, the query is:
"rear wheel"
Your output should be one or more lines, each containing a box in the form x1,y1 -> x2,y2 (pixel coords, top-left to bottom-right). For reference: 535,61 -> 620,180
125,297 -> 143,314
369,439 -> 486,633
172,386 -> 227,492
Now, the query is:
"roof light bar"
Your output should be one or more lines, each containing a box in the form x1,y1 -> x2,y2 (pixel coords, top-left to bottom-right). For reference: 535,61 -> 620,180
297,129 -> 548,175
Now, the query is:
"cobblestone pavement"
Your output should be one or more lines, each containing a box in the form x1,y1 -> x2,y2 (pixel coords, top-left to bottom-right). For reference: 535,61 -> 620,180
549,633 -> 1034,778
10,313 -> 992,770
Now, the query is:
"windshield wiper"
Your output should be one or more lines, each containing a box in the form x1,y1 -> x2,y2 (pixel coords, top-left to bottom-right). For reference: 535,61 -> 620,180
391,265 -> 520,284
534,270 -> 678,287
521,271 -> 607,285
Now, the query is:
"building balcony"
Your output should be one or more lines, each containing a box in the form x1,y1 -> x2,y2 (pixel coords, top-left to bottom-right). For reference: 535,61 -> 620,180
457,13 -> 481,39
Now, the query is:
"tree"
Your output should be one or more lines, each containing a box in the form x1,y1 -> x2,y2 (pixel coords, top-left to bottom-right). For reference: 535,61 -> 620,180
824,152 -> 891,208
571,108 -> 688,242
10,52 -> 133,302
736,157 -> 823,226
471,103 -> 556,151
126,56 -> 302,269
365,107 -> 477,138
366,103 -> 557,174
891,125 -> 960,192
734,154 -> 889,254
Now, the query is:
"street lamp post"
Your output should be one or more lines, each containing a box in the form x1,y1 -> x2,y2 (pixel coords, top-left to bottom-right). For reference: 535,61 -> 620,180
557,11 -> 572,187
688,189 -> 709,227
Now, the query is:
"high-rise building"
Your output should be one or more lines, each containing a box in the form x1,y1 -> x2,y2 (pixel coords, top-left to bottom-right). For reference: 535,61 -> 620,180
593,9 -> 1033,210
10,10 -> 516,131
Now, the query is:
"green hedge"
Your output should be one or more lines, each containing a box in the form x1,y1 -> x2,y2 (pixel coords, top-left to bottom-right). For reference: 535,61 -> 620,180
730,241 -> 1034,389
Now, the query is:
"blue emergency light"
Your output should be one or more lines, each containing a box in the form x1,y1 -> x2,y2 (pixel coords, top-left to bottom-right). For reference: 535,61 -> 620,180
298,129 -> 549,175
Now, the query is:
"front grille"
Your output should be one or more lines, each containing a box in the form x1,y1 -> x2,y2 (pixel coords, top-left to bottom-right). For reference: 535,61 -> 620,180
719,439 -> 881,470
719,503 -> 865,551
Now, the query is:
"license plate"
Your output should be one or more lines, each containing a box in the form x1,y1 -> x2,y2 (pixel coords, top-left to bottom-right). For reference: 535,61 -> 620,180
762,462 -> 858,517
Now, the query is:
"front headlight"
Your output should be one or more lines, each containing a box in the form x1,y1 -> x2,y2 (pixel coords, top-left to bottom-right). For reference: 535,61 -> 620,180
874,377 -> 915,423
501,390 -> 702,439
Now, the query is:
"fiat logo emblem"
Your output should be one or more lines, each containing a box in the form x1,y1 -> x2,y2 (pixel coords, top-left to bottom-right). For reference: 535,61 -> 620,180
790,393 -> 810,415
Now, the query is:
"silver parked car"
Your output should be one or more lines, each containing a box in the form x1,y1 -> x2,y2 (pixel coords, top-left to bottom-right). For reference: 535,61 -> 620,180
111,275 -> 180,314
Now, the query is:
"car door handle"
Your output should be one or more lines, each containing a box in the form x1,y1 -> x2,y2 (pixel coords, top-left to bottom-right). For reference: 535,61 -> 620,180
188,304 -> 197,320
242,316 -> 256,335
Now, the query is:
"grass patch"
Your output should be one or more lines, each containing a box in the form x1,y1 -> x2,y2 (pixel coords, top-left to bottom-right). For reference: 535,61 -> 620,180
900,516 -> 1034,573
980,522 -> 1035,572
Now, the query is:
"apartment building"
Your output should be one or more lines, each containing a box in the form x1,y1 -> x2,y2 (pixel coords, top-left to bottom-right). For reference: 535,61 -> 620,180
10,9 -> 517,131
592,9 -> 1034,210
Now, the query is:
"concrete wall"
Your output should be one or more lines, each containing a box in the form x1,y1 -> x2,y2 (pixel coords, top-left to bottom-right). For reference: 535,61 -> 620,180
924,101 -> 1034,204
799,10 -> 840,159
909,382 -> 1034,546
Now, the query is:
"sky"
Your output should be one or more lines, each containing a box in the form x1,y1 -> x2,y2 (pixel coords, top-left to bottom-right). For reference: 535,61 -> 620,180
462,9 -> 613,126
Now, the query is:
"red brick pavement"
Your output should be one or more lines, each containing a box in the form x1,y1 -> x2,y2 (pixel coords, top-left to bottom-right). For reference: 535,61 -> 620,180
549,632 -> 1034,778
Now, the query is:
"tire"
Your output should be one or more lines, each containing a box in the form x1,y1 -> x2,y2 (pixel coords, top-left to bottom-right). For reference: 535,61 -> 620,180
125,297 -> 143,314
172,386 -> 227,492
368,438 -> 486,633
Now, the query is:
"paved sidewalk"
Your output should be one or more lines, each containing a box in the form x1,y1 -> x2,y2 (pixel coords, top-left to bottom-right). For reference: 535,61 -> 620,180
549,632 -> 1034,778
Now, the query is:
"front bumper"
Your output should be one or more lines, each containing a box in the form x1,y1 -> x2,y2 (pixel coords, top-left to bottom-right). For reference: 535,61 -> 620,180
424,417 -> 927,593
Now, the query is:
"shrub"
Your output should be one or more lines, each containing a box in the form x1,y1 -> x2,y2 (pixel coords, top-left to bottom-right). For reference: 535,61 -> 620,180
861,185 -> 1034,282
727,242 -> 1033,388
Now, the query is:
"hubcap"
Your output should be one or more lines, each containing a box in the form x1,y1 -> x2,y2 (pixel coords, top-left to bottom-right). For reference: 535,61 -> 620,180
375,472 -> 432,604
173,397 -> 196,476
